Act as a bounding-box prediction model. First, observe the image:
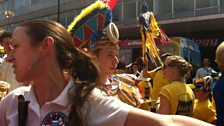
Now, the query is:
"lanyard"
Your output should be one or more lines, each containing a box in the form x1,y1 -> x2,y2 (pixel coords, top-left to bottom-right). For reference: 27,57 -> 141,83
18,95 -> 30,126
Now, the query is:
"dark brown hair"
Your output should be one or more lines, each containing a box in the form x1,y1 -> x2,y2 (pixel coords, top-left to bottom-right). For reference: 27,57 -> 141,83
19,20 -> 99,126
0,31 -> 12,43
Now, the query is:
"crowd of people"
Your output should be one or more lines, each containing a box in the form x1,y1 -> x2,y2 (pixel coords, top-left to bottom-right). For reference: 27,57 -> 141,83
0,1 -> 223,126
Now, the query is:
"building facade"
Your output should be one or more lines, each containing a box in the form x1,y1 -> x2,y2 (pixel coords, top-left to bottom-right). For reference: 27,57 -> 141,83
0,0 -> 223,68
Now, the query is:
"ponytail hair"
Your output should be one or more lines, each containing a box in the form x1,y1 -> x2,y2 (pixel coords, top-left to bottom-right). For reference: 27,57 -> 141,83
65,45 -> 99,126
49,25 -> 99,126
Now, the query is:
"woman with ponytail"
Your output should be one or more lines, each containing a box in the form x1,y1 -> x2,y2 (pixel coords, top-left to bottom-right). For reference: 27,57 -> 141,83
0,19 -> 99,126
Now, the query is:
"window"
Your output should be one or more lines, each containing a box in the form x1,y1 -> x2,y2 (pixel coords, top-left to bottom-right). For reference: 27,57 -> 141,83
155,0 -> 172,15
113,3 -> 122,22
48,14 -> 57,22
119,49 -> 133,65
221,0 -> 224,6
124,1 -> 137,19
4,0 -> 13,10
59,13 -> 66,26
66,9 -> 80,27
138,0 -> 153,14
31,0 -> 47,5
0,4 -> 4,15
14,0 -> 29,9
196,0 -> 217,9
31,0 -> 38,4
174,0 -> 194,12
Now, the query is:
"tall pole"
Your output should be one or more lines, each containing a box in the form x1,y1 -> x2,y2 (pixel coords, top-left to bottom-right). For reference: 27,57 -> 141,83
57,0 -> 60,23
6,17 -> 9,30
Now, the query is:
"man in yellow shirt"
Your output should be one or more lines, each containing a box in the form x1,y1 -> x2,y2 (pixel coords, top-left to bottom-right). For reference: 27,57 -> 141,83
142,53 -> 171,100
142,53 -> 171,112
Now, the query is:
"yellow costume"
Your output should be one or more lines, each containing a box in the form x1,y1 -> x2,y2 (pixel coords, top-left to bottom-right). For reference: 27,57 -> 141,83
160,81 -> 195,115
148,69 -> 169,100
192,99 -> 216,123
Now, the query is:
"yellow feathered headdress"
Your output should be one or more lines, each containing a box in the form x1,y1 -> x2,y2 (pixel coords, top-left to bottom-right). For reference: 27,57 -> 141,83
68,0 -> 119,50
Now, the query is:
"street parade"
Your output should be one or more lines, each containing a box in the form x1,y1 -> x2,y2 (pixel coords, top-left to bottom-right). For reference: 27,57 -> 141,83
0,0 -> 223,126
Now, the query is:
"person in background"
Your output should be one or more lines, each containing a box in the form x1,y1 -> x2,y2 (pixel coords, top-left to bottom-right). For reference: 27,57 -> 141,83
0,45 -> 5,63
184,64 -> 194,84
115,61 -> 127,74
157,55 -> 195,116
183,57 -> 194,84
131,62 -> 141,77
213,41 -> 224,126
195,58 -> 217,78
190,76 -> 217,124
134,51 -> 144,72
142,53 -> 172,112
0,31 -> 22,91
142,53 -> 171,101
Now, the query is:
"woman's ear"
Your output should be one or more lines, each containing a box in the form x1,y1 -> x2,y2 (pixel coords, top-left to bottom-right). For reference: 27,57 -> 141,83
39,36 -> 55,56
92,55 -> 101,67
92,55 -> 98,64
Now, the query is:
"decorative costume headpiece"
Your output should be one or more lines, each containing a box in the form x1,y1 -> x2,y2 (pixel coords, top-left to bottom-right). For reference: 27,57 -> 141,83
189,75 -> 217,101
68,0 -> 119,51
191,76 -> 215,92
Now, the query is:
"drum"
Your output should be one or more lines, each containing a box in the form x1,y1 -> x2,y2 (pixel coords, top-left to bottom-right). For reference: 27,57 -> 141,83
0,81 -> 10,100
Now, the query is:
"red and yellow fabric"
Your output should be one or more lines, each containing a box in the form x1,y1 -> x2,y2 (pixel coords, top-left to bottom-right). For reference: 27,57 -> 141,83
140,12 -> 163,67
101,0 -> 118,10
149,12 -> 160,38
145,30 -> 160,59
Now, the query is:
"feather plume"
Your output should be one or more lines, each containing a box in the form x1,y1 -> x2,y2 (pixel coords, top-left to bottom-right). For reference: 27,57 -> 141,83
67,1 -> 112,48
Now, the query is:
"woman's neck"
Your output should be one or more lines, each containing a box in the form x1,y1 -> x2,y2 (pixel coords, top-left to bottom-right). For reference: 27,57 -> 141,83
99,73 -> 109,84
197,93 -> 210,102
33,69 -> 68,107
171,77 -> 185,83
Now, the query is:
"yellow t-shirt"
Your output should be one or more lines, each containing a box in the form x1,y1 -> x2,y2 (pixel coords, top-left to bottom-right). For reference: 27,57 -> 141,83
149,69 -> 169,100
192,99 -> 217,123
160,81 -> 195,115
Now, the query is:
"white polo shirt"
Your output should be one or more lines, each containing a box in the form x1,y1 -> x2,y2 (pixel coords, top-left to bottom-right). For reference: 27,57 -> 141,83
0,78 -> 131,126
